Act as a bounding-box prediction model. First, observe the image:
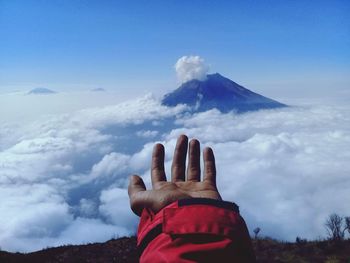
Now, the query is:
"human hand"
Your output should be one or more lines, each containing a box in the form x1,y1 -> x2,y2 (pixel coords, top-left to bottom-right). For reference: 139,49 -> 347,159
128,134 -> 222,216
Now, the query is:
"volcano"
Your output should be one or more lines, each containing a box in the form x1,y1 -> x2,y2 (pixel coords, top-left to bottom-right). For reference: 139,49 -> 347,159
162,73 -> 286,113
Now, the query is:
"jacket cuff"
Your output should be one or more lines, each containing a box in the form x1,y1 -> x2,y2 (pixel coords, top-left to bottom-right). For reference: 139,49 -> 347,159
137,198 -> 241,254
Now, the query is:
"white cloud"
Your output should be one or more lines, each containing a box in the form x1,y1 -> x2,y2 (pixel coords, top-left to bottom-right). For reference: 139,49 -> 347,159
175,56 -> 209,83
0,184 -> 72,251
0,92 -> 349,252
79,198 -> 97,217
90,152 -> 130,178
56,217 -> 130,245
136,130 -> 158,138
99,188 -> 138,229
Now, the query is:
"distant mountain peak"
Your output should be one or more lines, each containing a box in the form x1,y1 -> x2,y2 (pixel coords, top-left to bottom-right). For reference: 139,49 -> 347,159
28,88 -> 56,95
162,73 -> 286,113
91,88 -> 106,92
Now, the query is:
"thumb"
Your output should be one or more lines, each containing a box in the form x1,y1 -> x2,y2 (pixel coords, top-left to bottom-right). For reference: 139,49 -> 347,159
128,174 -> 146,195
128,175 -> 147,216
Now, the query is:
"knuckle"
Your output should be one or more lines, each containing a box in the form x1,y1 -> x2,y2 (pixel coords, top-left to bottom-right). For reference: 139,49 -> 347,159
188,166 -> 200,174
205,166 -> 215,175
172,166 -> 185,176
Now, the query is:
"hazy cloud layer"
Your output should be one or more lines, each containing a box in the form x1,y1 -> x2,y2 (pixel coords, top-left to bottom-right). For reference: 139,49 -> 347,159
0,93 -> 349,252
175,55 -> 209,83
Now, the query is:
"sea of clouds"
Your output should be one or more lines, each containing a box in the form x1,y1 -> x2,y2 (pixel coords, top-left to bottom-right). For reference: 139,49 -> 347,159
0,90 -> 350,252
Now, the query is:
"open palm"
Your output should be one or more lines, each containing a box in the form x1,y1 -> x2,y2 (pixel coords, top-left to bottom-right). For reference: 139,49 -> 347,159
128,135 -> 222,216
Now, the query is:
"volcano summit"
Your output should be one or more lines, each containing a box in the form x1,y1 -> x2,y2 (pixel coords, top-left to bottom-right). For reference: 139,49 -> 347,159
162,73 -> 286,113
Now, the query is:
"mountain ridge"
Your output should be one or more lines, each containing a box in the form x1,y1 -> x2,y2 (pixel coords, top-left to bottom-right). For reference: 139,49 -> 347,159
1,236 -> 349,262
28,88 -> 56,95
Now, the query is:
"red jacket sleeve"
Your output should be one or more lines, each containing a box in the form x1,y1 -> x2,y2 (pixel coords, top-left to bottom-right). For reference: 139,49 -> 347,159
137,198 -> 256,263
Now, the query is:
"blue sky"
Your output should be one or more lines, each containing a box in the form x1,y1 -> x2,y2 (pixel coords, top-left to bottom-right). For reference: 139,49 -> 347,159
1,0 -> 349,98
